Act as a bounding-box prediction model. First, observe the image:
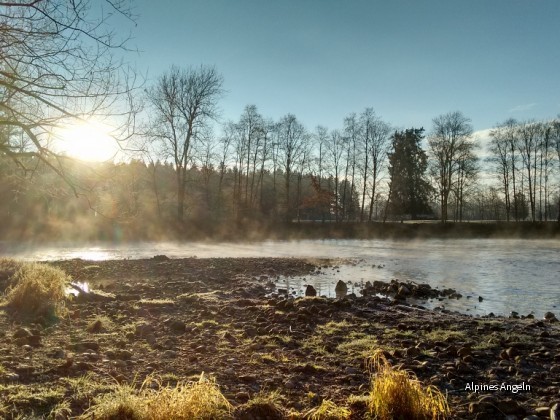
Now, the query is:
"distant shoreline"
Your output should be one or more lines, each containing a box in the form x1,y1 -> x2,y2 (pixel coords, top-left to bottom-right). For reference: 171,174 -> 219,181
1,220 -> 559,244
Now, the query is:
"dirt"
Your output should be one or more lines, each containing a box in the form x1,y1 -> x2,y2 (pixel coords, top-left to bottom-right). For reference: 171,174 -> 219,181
1,257 -> 559,419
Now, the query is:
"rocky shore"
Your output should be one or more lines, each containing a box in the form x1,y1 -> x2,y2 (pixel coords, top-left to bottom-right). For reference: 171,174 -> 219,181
1,257 -> 559,419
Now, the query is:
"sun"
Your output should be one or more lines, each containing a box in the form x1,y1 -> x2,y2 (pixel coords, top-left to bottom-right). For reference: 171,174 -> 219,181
57,120 -> 120,162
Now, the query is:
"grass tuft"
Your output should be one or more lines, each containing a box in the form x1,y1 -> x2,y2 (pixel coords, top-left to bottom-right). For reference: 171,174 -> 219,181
366,350 -> 449,420
0,258 -> 24,293
304,399 -> 351,419
235,390 -> 285,419
82,374 -> 232,420
3,262 -> 69,321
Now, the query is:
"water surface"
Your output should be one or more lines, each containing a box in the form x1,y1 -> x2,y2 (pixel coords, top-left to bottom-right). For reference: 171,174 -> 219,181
3,239 -> 559,318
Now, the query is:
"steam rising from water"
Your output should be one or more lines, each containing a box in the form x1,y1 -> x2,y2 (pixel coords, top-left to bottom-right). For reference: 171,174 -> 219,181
3,239 -> 559,318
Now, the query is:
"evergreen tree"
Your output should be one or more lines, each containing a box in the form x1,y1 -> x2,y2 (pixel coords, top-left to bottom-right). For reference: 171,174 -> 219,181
387,128 -> 433,219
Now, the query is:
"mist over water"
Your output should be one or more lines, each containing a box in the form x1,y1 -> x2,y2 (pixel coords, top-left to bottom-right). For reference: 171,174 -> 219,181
3,239 -> 559,319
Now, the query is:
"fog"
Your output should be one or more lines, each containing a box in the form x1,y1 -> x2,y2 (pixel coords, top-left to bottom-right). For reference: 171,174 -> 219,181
5,238 -> 559,319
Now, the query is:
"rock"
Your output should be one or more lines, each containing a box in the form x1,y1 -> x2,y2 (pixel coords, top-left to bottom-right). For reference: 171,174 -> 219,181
284,379 -> 297,389
397,285 -> 410,298
3,372 -> 19,381
115,350 -> 133,360
457,347 -> 472,357
235,392 -> 250,403
162,350 -> 177,358
13,327 -> 33,339
305,285 -> 317,297
478,296 -> 484,302
335,280 -> 348,298
544,312 -> 558,322
14,364 -> 34,376
405,346 -> 420,357
27,335 -> 41,347
167,319 -> 186,333
49,348 -> 66,359
135,322 -> 155,337
495,400 -> 525,416
71,341 -> 100,352
87,319 -> 104,333
152,255 -> 170,261
506,347 -> 519,358
239,374 -> 257,383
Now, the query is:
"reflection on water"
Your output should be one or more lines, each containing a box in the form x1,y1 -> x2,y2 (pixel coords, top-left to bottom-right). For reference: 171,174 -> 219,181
3,239 -> 559,318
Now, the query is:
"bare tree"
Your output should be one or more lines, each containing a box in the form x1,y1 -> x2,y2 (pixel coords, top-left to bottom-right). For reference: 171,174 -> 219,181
146,65 -> 224,221
552,117 -> 560,222
488,119 -> 520,221
325,129 -> 344,222
428,111 -> 475,222
0,0 -> 139,192
516,120 -> 541,222
276,114 -> 307,222
362,109 -> 391,222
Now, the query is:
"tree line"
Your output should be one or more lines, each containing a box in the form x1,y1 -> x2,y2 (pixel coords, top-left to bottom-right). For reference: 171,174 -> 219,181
1,1 -> 560,241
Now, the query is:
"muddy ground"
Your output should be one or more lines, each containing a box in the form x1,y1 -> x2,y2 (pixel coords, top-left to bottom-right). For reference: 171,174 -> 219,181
1,257 -> 559,419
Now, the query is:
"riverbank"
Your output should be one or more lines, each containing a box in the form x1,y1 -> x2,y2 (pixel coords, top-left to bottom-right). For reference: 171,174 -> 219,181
1,257 -> 559,419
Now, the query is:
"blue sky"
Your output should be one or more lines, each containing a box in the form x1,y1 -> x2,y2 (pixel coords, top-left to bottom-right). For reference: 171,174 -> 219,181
127,0 -> 560,134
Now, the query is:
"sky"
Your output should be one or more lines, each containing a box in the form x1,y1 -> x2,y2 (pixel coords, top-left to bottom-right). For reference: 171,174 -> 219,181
123,0 -> 560,135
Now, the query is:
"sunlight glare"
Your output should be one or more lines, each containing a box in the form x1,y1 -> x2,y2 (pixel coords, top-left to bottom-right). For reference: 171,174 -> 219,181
57,120 -> 119,162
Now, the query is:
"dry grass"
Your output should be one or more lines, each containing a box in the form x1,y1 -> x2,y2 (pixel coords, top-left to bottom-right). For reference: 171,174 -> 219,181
366,350 -> 449,420
235,390 -> 285,419
0,258 -> 24,292
3,261 -> 69,321
82,374 -> 232,420
304,399 -> 351,419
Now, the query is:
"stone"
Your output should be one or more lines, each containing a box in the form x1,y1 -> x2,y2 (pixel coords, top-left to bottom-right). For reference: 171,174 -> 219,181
135,322 -> 154,337
405,346 -> 420,357
495,400 -> 524,416
167,319 -> 186,333
4,372 -> 19,381
14,364 -> 34,376
13,327 -> 33,339
49,348 -> 66,359
544,311 -> 556,320
235,392 -> 250,403
335,280 -> 348,298
162,350 -> 177,358
305,285 -> 317,297
397,285 -> 410,298
457,347 -> 472,357
87,319 -> 104,333
72,341 -> 99,352
506,347 -> 519,358
115,350 -> 133,360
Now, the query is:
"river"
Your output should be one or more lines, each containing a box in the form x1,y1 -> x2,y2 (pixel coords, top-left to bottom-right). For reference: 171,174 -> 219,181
2,238 -> 559,318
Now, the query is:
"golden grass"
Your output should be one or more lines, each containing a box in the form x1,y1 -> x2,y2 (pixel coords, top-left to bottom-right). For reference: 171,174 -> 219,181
366,350 -> 449,420
82,374 -> 232,420
304,399 -> 351,420
137,298 -> 176,306
3,261 -> 69,320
